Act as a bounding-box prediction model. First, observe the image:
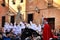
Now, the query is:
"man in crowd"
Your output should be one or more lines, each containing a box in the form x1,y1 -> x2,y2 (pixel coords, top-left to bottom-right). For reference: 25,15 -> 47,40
43,18 -> 53,40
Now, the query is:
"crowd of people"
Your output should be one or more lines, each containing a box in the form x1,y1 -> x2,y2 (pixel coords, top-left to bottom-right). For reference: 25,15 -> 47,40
4,21 -> 42,36
0,21 -> 42,40
0,20 -> 60,40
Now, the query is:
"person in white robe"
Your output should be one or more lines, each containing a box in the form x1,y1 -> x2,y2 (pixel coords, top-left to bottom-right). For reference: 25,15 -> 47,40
36,24 -> 42,35
4,22 -> 9,33
30,21 -> 33,26
28,21 -> 33,28
20,21 -> 25,29
13,24 -> 19,35
8,23 -> 13,32
13,22 -> 24,35
16,24 -> 21,35
12,23 -> 18,35
30,22 -> 37,31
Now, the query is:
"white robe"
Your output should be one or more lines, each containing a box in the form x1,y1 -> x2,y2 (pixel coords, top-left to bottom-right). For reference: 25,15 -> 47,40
37,24 -> 42,32
30,23 -> 38,31
30,21 -> 33,25
13,24 -> 22,35
20,22 -> 25,29
36,24 -> 42,34
4,22 -> 10,32
8,23 -> 13,32
13,24 -> 17,35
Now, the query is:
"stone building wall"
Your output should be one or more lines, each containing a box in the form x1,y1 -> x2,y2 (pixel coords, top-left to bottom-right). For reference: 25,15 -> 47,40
26,0 -> 60,30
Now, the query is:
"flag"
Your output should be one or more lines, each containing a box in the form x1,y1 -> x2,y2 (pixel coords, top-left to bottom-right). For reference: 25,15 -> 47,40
41,15 -> 44,28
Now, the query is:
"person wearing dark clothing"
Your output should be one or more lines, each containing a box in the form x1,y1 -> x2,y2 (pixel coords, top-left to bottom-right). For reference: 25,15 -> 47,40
21,27 -> 40,40
2,32 -> 11,40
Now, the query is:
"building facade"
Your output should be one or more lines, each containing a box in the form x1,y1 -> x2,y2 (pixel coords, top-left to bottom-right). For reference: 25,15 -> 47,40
0,0 -> 26,27
26,0 -> 60,30
0,0 -> 60,30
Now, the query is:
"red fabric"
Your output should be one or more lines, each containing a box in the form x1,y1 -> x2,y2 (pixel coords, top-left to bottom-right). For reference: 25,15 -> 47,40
43,24 -> 53,40
44,18 -> 48,21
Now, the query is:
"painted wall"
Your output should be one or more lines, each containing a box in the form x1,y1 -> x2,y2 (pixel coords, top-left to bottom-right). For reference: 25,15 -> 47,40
5,0 -> 26,21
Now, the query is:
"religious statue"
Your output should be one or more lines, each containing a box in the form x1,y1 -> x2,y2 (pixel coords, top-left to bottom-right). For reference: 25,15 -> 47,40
15,5 -> 23,24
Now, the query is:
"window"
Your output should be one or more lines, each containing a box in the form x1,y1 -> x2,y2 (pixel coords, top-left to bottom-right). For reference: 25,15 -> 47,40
10,16 -> 15,25
1,0 -> 5,7
2,16 -> 5,27
12,0 -> 15,4
48,3 -> 53,8
21,0 -> 23,3
48,0 -> 53,8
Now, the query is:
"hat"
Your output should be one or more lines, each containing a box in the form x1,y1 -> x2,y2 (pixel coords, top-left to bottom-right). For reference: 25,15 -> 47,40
44,18 -> 48,21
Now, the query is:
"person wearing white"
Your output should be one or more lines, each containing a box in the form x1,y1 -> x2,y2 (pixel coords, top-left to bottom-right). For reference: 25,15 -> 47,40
36,24 -> 42,34
13,24 -> 20,35
13,22 -> 25,35
8,23 -> 13,32
30,22 -> 37,31
16,24 -> 21,35
4,22 -> 9,33
30,21 -> 33,25
12,22 -> 17,35
20,21 -> 25,29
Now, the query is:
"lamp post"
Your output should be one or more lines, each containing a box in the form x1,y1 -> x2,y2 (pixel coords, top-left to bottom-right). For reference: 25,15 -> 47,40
35,7 -> 40,14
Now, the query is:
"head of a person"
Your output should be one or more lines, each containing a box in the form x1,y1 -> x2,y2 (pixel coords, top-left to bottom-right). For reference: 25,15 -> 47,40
6,32 -> 11,37
20,24 -> 22,26
10,23 -> 13,26
16,24 -> 18,26
43,18 -> 48,24
30,21 -> 32,23
5,22 -> 9,25
59,29 -> 60,32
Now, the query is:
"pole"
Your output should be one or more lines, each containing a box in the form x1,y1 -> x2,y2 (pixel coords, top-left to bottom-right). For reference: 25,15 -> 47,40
8,0 -> 9,11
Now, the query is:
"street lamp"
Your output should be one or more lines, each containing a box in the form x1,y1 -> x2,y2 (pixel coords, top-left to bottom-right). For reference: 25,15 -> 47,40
35,7 -> 40,13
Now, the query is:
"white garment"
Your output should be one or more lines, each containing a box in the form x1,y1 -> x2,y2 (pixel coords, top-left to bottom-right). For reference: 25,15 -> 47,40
8,23 -> 13,32
13,24 -> 22,35
30,21 -> 33,25
20,21 -> 25,29
4,22 -> 9,32
26,24 -> 31,28
30,23 -> 37,31
13,25 -> 17,35
37,24 -> 41,32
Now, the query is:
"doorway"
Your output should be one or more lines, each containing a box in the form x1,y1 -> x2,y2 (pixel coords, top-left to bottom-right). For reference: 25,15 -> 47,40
47,18 -> 55,29
10,16 -> 15,25
2,16 -> 5,27
28,14 -> 33,23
